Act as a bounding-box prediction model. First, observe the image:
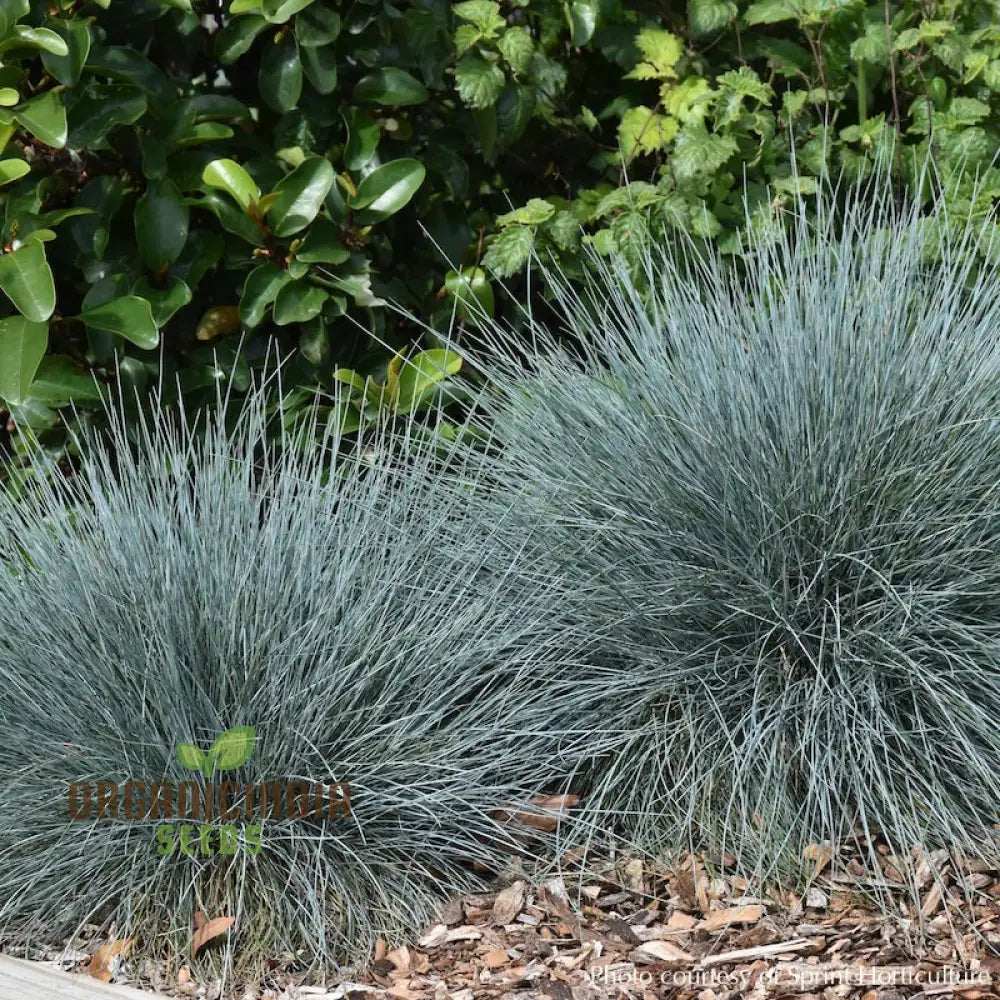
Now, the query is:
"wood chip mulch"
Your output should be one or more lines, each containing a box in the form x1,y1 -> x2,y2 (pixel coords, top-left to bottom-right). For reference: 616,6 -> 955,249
22,845 -> 1000,1000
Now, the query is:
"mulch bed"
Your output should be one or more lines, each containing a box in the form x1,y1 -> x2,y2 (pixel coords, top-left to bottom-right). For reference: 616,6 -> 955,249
18,845 -> 1000,1000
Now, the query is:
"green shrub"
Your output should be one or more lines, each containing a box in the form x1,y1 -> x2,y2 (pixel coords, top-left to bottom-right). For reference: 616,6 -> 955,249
462,177 -> 1000,887
1,0 -> 999,474
0,386 -> 589,976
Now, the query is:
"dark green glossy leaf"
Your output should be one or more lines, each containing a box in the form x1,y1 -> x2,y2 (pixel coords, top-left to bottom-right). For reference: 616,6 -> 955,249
135,178 -> 189,270
40,18 -> 91,86
239,261 -> 292,327
80,295 -> 159,349
260,33 -> 302,113
344,109 -> 379,171
300,42 -> 337,94
268,156 -> 334,236
0,241 -> 55,321
295,5 -> 340,46
273,278 -> 327,324
26,355 -> 103,405
66,85 -> 145,148
216,14 -> 269,64
350,158 -> 426,224
15,91 -> 67,148
0,315 -> 47,404
354,68 -> 429,106
294,219 -> 350,264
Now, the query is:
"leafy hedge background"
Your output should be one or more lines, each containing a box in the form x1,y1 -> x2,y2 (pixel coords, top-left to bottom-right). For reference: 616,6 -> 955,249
0,0 -> 998,474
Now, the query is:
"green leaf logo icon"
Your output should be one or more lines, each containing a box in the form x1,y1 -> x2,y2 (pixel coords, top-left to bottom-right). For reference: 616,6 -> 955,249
177,726 -> 256,779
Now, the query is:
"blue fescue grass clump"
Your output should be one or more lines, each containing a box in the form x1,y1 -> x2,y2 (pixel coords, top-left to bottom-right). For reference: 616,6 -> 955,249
464,179 -> 1000,883
0,387 -> 591,977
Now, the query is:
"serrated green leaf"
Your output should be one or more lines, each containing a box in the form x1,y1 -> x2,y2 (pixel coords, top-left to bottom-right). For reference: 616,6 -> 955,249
455,53 -> 505,109
483,224 -> 533,276
744,0 -> 799,24
498,27 -> 534,74
618,105 -> 677,157
496,198 -> 554,226
453,0 -> 505,34
672,122 -> 738,182
626,28 -> 683,80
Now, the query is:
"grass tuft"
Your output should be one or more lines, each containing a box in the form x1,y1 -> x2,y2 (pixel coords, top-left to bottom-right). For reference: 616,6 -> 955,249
463,174 -> 1000,887
0,386 -> 591,978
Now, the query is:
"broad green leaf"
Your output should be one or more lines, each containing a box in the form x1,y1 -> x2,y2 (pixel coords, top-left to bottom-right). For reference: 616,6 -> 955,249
135,178 -> 189,270
295,4 -> 340,46
444,267 -> 494,320
394,348 -> 462,414
208,726 -> 256,773
0,0 -> 29,38
26,356 -> 103,405
294,219 -> 350,264
618,106 -> 677,157
350,158 -> 426,224
0,89 -> 17,107
0,315 -> 47,404
567,0 -> 598,46
300,42 -> 337,94
273,279 -> 327,324
132,276 -> 192,326
298,316 -> 329,365
40,18 -> 91,86
202,158 -> 261,211
344,108 -> 379,171
65,85 -> 145,148
260,33 -> 302,113
1,26 -> 69,55
354,67 -> 429,106
15,91 -> 67,148
0,242 -> 56,322
216,14 -> 269,64
0,159 -> 29,186
239,261 -> 292,327
177,743 -> 205,772
80,295 -> 159,349
455,53 -> 505,109
268,156 -> 334,236
262,0 -> 313,21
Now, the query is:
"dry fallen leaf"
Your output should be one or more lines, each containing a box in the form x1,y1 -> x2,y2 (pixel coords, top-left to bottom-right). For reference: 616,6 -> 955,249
495,793 -> 581,832
491,881 -> 526,925
483,948 -> 509,969
192,915 -> 236,956
803,842 -> 834,878
700,904 -> 764,932
86,938 -> 132,982
177,965 -> 191,986
635,940 -> 694,965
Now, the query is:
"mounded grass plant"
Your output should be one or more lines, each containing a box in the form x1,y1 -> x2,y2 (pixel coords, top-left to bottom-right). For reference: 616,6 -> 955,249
462,177 -> 1000,885
0,387 -> 594,977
